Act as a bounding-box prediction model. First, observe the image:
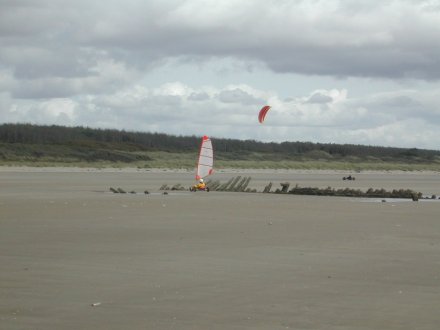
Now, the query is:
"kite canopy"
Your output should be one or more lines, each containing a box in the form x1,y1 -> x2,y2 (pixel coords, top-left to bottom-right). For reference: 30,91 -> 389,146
258,105 -> 271,123
195,135 -> 214,180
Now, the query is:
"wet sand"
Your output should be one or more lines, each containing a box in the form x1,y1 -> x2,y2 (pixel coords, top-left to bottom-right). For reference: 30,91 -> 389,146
1,168 -> 440,329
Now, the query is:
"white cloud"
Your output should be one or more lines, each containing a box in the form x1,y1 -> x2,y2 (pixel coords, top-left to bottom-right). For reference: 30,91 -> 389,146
2,82 -> 439,149
4,97 -> 77,125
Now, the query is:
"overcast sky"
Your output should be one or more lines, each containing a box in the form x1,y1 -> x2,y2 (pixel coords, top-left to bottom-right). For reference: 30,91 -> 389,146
1,0 -> 440,149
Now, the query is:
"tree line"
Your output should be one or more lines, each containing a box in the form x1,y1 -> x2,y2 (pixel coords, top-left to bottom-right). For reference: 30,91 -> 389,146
1,123 -> 439,162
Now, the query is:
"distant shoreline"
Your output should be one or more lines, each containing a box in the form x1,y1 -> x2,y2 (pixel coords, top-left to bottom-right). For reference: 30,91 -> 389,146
1,165 -> 438,175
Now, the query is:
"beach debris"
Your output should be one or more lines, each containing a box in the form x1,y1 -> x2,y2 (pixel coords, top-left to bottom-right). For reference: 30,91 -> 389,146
91,302 -> 101,307
275,182 -> 290,193
263,182 -> 272,193
289,185 -> 422,199
233,177 -> 246,191
154,176 -> 426,199
208,178 -> 222,191
206,179 -> 221,191
159,184 -> 169,190
160,183 -> 187,191
165,177 -> 249,193
217,177 -> 235,191
228,176 -> 242,191
171,184 -> 185,191
234,176 -> 252,192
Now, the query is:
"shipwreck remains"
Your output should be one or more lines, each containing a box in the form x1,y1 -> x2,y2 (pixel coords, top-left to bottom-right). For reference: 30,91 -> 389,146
160,176 -> 423,200
110,176 -> 426,201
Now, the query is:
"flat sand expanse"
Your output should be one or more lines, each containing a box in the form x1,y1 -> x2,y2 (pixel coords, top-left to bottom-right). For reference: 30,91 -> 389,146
1,168 -> 440,329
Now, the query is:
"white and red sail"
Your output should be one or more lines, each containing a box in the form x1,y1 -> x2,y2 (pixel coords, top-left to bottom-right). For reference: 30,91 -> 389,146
195,135 -> 214,180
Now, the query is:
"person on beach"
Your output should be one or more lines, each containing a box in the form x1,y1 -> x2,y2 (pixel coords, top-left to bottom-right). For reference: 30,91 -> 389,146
194,178 -> 206,190
190,178 -> 210,192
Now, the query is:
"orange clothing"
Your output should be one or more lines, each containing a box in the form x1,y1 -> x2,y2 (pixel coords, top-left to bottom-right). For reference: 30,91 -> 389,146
195,182 -> 206,190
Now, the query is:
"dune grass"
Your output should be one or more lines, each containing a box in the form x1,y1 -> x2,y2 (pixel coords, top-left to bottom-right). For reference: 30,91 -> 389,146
2,124 -> 440,172
1,150 -> 440,172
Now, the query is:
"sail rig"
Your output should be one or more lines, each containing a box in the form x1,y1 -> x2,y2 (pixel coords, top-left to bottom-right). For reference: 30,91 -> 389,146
195,135 -> 214,180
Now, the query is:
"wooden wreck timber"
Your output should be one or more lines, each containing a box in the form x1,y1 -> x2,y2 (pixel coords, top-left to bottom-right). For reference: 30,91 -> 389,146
109,176 -> 423,200
287,184 -> 422,200
151,176 -> 423,200
263,182 -> 272,193
275,182 -> 290,193
204,177 -> 254,192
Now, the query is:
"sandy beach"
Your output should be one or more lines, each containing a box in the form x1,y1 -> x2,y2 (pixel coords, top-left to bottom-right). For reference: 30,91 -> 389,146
1,168 -> 440,329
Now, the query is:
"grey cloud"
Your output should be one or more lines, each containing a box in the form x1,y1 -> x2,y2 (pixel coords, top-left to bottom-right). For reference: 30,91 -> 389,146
6,47 -> 95,80
188,92 -> 210,101
364,94 -> 423,120
306,92 -> 333,104
94,93 -> 182,112
381,95 -> 421,108
147,95 -> 182,107
2,0 -> 440,90
11,79 -> 80,99
218,88 -> 264,105
343,91 -> 440,129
